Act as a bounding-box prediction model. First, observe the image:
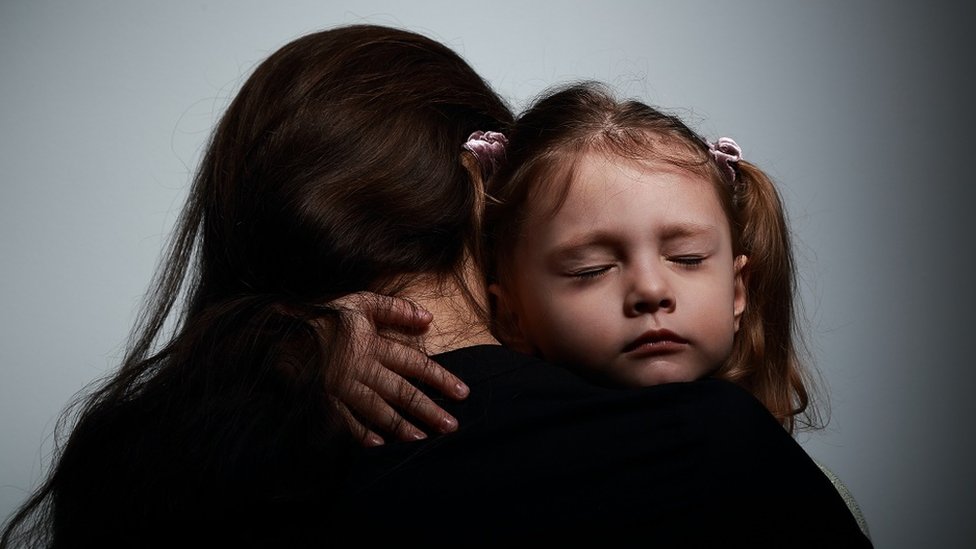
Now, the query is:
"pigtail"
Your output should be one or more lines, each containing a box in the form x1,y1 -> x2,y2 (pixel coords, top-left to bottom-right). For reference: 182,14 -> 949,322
461,133 -> 503,293
722,161 -> 818,432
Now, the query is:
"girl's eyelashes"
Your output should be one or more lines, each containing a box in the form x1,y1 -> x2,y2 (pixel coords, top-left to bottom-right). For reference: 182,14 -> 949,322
669,255 -> 706,268
566,265 -> 614,280
563,255 -> 705,279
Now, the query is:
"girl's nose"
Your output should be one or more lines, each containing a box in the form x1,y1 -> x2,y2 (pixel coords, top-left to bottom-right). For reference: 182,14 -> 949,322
624,265 -> 675,316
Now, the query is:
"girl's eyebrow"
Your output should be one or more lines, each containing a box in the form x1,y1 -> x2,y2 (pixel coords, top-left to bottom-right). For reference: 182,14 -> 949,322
659,222 -> 719,241
547,231 -> 622,262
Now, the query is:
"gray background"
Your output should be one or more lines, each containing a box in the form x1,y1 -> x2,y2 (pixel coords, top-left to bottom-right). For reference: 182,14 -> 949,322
2,1 -> 973,546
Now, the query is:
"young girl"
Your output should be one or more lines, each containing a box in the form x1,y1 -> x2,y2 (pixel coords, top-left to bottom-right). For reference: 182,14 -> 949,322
482,81 -> 813,431
477,81 -> 867,536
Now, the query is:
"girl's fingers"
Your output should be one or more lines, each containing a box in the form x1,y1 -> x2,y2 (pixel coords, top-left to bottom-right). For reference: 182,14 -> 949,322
329,290 -> 463,399
323,291 -> 464,439
330,291 -> 432,330
366,295 -> 432,331
357,363 -> 460,436
334,400 -> 385,447
341,379 -> 429,442
375,340 -> 469,400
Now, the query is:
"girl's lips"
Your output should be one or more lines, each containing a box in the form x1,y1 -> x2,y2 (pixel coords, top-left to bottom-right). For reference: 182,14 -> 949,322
622,329 -> 688,354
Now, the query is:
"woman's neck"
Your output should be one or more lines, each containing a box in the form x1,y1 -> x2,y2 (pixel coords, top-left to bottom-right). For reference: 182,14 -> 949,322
397,256 -> 500,355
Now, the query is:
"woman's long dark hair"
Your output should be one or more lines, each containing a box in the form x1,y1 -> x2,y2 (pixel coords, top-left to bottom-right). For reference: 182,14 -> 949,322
2,24 -> 513,547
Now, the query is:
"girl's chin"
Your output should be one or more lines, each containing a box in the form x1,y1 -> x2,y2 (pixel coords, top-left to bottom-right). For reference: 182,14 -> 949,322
611,360 -> 709,388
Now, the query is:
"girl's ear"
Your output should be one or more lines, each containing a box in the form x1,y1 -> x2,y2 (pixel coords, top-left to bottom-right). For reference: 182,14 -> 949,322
488,282 -> 533,354
732,255 -> 748,332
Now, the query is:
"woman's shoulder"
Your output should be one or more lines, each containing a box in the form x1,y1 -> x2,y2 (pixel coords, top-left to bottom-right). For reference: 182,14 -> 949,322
432,345 -> 779,431
434,344 -> 755,397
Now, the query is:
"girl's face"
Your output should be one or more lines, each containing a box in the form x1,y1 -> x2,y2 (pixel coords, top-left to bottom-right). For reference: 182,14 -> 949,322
495,150 -> 747,387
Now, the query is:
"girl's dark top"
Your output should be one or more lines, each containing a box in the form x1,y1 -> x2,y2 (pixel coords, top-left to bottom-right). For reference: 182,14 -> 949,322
50,344 -> 871,548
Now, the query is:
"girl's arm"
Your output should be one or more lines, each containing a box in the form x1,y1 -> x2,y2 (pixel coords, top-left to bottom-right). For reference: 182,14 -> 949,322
327,292 -> 469,446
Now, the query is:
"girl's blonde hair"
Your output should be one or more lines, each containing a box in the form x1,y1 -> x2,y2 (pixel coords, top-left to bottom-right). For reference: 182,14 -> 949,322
485,82 -> 818,432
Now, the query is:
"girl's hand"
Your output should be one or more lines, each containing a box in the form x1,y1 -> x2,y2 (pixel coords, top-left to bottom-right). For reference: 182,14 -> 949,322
327,292 -> 469,447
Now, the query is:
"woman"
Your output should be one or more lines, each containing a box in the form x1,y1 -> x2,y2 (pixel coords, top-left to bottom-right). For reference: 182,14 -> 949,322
1,24 -> 870,547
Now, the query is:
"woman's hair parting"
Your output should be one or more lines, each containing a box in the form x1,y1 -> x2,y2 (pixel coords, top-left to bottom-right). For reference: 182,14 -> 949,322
1,24 -> 513,547
485,82 -> 817,432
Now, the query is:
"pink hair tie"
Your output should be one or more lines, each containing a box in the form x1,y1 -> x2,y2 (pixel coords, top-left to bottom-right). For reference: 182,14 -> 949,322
463,130 -> 509,178
708,137 -> 742,183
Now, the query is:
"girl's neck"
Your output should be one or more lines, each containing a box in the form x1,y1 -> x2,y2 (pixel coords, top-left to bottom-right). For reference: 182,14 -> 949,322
398,255 -> 500,355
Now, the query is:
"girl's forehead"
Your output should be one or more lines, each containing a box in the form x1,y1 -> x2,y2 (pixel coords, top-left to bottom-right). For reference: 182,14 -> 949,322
524,149 -> 717,222
523,142 -> 720,224
577,153 -> 715,199
522,151 -> 734,253
569,150 -> 713,198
